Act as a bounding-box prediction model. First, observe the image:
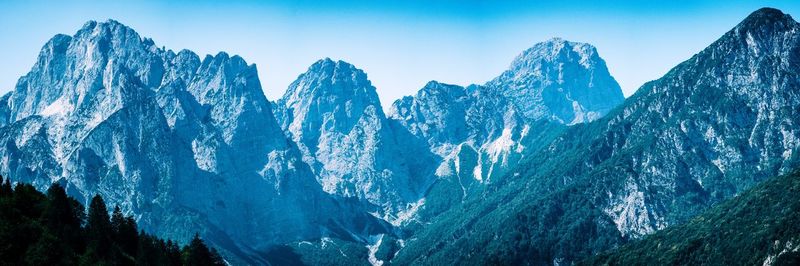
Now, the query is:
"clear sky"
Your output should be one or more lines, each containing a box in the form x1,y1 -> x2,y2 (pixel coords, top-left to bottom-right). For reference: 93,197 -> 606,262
1,1 -> 799,105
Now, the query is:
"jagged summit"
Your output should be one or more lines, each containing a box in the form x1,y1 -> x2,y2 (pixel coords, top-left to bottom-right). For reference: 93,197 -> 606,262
282,58 -> 378,104
646,7 -> 800,93
73,19 -> 150,50
0,19 -> 393,264
738,7 -> 795,29
308,57 -> 359,72
509,37 -> 596,66
487,38 -> 624,124
78,19 -> 131,33
726,7 -> 799,46
273,58 -> 429,219
419,80 -> 466,96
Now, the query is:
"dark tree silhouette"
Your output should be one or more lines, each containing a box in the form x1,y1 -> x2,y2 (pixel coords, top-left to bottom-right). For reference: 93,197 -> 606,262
0,178 -> 225,266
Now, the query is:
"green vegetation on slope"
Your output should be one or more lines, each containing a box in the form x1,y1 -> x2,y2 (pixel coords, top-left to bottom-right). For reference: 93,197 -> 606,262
394,8 -> 800,265
582,171 -> 800,265
0,176 -> 224,266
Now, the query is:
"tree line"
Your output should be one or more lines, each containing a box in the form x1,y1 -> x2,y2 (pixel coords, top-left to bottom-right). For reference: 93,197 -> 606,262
0,175 -> 225,265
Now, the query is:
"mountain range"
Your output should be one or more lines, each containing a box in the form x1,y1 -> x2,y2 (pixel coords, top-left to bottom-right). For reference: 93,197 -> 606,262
0,7 -> 798,266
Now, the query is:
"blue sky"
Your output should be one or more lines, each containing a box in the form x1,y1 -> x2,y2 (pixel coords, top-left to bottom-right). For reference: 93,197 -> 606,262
1,1 -> 799,105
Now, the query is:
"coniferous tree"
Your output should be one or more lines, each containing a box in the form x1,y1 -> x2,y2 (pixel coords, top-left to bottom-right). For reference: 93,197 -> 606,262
13,183 -> 46,218
42,184 -> 85,249
112,206 -> 139,257
34,183 -> 86,264
209,248 -> 225,265
9,183 -> 46,265
0,178 -> 229,265
183,233 -> 225,266
1,179 -> 10,197
24,230 -> 61,265
166,239 -> 184,266
0,176 -> 11,198
0,178 -> 21,264
84,194 -> 114,264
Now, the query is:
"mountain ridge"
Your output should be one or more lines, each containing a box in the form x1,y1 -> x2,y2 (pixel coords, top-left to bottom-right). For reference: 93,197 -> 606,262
392,7 -> 800,265
1,12 -> 749,265
0,19 -> 394,264
581,170 -> 800,265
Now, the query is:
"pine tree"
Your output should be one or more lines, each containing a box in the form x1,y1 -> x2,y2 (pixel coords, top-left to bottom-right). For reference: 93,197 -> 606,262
84,194 -> 113,263
0,179 -> 11,197
0,178 -> 227,265
0,176 -> 10,198
165,239 -> 183,266
24,231 -> 62,265
111,206 -> 139,257
183,233 -> 224,266
13,183 -> 46,218
209,248 -> 225,265
38,183 -> 85,264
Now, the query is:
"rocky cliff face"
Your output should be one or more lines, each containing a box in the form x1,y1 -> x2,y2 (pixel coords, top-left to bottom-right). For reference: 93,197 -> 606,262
389,81 -> 531,185
380,39 -> 625,226
393,8 -> 800,265
0,17 -> 633,265
0,20 -> 389,264
487,38 -> 624,124
388,39 -> 625,189
273,59 -> 436,222
594,7 -> 800,237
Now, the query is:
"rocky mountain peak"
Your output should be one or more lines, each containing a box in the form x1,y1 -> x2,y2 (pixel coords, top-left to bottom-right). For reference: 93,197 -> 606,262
487,38 -> 624,124
726,8 -> 799,56
736,7 -> 796,33
509,37 -> 598,69
418,80 -> 467,99
6,19 -> 166,125
189,52 -> 260,101
0,20 -> 393,264
276,58 -> 384,136
282,58 -> 380,108
273,58 -> 428,218
78,19 -> 136,35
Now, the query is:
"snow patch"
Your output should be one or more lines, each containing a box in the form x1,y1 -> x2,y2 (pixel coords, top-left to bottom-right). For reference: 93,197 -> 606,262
17,120 -> 43,147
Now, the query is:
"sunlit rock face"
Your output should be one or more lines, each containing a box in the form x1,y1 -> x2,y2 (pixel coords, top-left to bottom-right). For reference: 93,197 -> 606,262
487,38 -> 625,125
392,8 -> 800,265
273,59 -> 436,222
389,82 -> 530,185
0,20 -> 390,264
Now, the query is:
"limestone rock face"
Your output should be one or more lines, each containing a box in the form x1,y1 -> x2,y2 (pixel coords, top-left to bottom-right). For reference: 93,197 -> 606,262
389,82 -> 530,185
487,38 -> 625,124
0,20 -> 389,264
274,59 -> 434,221
594,7 -> 800,237
393,8 -> 800,265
